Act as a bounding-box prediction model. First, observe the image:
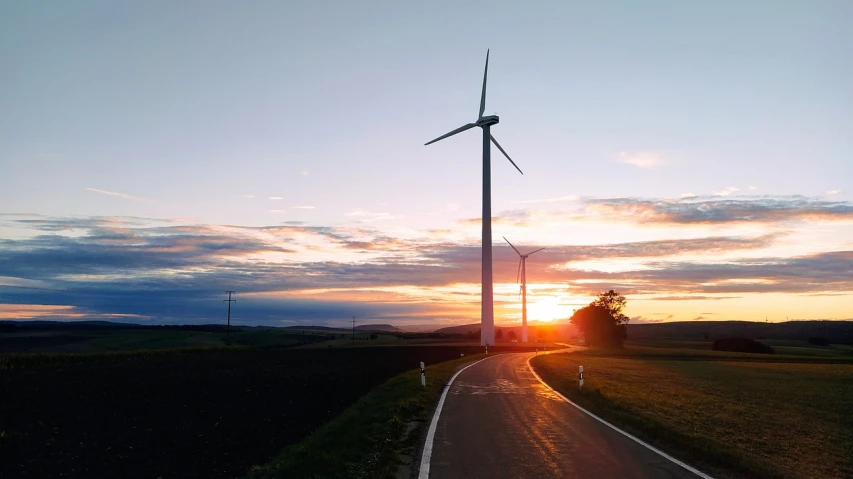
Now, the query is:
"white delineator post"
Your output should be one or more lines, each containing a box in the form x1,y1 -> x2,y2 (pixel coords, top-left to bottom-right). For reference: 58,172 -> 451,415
579,365 -> 584,390
421,361 -> 426,387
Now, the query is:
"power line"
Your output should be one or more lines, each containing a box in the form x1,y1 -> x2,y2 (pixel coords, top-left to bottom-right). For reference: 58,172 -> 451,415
224,291 -> 236,338
351,316 -> 357,346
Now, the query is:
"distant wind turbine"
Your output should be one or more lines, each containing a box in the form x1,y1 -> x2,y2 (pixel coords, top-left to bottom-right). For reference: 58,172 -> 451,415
504,237 -> 544,343
425,50 -> 523,347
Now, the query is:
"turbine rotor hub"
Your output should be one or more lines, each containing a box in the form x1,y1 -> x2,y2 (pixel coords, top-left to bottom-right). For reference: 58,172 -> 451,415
477,115 -> 499,127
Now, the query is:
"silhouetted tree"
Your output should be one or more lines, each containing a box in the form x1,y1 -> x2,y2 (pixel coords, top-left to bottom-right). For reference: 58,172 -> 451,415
508,330 -> 517,341
369,333 -> 378,340
591,290 -> 629,325
570,290 -> 630,347
496,329 -> 503,340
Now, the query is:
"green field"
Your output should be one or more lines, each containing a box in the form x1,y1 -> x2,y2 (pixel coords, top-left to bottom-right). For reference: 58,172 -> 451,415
531,343 -> 853,479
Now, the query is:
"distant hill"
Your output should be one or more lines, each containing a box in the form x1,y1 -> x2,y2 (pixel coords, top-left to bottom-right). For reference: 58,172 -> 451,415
353,324 -> 399,332
281,325 -> 340,331
433,324 -> 481,335
0,320 -> 129,331
0,320 -> 232,333
627,320 -> 853,344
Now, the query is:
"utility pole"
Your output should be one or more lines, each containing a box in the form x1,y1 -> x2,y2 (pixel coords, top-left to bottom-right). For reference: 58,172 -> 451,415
224,291 -> 236,338
351,316 -> 357,346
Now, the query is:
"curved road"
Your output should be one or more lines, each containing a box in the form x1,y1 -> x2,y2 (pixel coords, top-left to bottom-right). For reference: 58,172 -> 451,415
425,352 -> 704,479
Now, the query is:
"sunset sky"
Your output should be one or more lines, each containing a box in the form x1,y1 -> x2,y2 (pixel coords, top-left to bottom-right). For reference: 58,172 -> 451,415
2,2 -> 851,328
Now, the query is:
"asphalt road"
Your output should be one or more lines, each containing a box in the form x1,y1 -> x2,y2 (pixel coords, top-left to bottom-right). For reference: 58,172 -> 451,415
426,352 -> 704,479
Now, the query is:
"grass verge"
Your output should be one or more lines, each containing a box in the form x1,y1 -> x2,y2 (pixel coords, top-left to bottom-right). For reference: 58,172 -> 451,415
531,350 -> 853,479
245,353 -> 487,479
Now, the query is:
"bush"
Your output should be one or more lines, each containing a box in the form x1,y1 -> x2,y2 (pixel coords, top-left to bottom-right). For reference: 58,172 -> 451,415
711,337 -> 775,354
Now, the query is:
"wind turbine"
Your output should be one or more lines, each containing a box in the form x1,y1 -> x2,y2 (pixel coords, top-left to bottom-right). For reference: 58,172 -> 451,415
425,50 -> 523,347
504,237 -> 544,343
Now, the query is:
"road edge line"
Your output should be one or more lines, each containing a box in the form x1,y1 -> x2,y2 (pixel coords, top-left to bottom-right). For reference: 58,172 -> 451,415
526,356 -> 714,479
417,355 -> 494,479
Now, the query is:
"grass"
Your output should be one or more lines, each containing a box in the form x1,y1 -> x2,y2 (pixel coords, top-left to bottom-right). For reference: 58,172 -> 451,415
531,348 -> 853,479
246,354 -> 486,479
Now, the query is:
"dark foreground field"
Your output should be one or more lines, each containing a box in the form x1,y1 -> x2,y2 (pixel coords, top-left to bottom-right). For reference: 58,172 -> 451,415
0,345 -> 511,479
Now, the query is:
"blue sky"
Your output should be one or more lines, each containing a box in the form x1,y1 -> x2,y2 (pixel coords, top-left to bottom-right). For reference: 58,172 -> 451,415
1,1 -> 851,327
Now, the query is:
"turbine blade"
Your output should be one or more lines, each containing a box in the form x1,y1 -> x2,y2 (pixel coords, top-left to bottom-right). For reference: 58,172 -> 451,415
516,258 -> 522,284
479,49 -> 489,119
491,135 -> 523,175
424,123 -> 476,146
503,236 -> 521,255
527,247 -> 545,256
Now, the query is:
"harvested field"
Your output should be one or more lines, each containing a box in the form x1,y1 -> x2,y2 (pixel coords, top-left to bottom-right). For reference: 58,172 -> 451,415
0,345 -> 508,478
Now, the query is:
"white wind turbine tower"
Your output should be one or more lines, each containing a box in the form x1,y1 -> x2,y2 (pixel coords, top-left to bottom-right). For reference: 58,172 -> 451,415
503,237 -> 544,343
425,50 -> 523,347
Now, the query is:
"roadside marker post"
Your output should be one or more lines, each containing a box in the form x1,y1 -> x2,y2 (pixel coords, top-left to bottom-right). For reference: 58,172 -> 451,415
420,361 -> 426,387
485,345 -> 488,355
579,365 -> 584,390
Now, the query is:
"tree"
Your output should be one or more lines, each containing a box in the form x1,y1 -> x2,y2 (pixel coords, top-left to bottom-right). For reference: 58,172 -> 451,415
507,330 -> 517,341
496,328 -> 503,340
570,290 -> 630,348
591,290 -> 629,325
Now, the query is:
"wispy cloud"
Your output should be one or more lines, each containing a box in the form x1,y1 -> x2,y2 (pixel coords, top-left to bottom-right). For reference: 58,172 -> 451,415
825,189 -> 842,195
269,209 -> 287,214
617,152 -> 664,168
580,196 -> 853,224
85,188 -> 148,202
445,203 -> 461,211
681,193 -> 697,199
269,196 -> 283,200
241,195 -> 255,198
748,185 -> 758,191
291,206 -> 316,210
712,186 -> 739,196
649,296 -> 739,301
513,195 -> 579,205
345,209 -> 400,222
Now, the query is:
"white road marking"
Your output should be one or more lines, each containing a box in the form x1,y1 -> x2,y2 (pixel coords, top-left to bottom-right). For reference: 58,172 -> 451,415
526,355 -> 715,479
417,355 -> 496,479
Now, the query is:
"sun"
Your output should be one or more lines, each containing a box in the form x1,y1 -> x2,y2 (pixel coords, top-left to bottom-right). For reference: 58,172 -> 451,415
525,293 -> 572,323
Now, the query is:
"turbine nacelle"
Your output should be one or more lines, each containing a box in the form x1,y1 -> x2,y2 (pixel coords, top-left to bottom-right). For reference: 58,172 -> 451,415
476,115 -> 499,127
